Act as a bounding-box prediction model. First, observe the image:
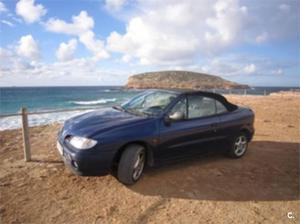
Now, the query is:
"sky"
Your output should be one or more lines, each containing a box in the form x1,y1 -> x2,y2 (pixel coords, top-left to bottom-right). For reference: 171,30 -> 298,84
0,0 -> 299,87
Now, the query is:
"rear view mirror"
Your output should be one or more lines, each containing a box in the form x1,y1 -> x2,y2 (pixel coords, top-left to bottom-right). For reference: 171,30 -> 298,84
169,111 -> 184,121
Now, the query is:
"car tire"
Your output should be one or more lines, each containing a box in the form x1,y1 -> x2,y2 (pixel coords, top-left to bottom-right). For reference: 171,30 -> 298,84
228,132 -> 248,158
117,144 -> 146,185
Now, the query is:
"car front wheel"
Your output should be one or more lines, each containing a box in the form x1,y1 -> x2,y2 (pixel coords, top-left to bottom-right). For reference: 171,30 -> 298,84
228,133 -> 248,158
117,144 -> 146,185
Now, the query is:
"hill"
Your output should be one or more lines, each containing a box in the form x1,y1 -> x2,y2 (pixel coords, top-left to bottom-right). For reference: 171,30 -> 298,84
125,71 -> 249,89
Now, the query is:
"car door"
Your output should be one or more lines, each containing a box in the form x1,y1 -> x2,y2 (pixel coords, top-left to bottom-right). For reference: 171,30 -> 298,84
156,94 -> 220,160
215,100 -> 244,140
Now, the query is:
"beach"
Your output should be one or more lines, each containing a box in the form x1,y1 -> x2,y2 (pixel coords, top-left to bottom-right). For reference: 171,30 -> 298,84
0,94 -> 299,223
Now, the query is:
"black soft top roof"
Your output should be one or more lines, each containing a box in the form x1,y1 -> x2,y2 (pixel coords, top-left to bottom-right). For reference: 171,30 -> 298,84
146,89 -> 238,111
176,90 -> 238,112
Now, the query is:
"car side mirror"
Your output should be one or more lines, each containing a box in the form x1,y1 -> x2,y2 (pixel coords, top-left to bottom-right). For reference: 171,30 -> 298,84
169,111 -> 185,121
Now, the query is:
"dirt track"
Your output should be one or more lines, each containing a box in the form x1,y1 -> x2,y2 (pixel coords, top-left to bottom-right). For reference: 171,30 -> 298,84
0,95 -> 299,224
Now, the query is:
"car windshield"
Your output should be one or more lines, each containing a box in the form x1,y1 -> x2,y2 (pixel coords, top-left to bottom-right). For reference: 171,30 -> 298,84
121,90 -> 178,116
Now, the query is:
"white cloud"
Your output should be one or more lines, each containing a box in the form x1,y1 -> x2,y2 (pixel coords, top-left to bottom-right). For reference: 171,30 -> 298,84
255,32 -> 268,43
10,15 -> 23,24
45,11 -> 109,60
79,31 -> 109,60
204,1 -> 248,47
16,0 -> 47,23
197,54 -> 294,79
121,54 -> 132,63
56,39 -> 78,61
279,4 -> 290,13
0,49 -> 127,86
45,11 -> 94,35
200,57 -> 245,77
107,0 -> 248,65
247,1 -> 299,41
1,0 -> 299,86
0,44 -> 297,86
16,35 -> 40,60
0,1 -> 7,13
244,64 -> 256,74
1,20 -> 14,27
105,0 -> 126,11
272,68 -> 283,75
106,0 -> 300,66
0,47 -> 35,76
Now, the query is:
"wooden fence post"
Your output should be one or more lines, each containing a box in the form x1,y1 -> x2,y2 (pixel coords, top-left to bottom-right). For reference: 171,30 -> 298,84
244,89 -> 247,95
21,107 -> 31,162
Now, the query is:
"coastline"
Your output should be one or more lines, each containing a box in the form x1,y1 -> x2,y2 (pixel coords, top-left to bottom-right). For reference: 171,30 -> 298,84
1,94 -> 299,223
1,91 -> 299,131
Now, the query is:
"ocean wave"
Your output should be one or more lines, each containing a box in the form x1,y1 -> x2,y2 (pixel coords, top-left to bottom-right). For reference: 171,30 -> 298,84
0,109 -> 94,131
71,98 -> 116,105
103,89 -> 119,92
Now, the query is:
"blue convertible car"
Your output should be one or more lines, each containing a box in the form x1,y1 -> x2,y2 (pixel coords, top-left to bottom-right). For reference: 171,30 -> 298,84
57,90 -> 255,185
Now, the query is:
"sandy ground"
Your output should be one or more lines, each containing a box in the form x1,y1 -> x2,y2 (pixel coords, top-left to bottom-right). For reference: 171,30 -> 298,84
0,94 -> 299,224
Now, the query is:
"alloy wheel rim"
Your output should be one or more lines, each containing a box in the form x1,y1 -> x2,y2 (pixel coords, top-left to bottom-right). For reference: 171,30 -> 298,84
234,135 -> 247,156
132,151 -> 145,181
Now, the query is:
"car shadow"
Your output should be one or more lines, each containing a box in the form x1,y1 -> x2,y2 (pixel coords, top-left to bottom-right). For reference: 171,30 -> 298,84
129,141 -> 300,201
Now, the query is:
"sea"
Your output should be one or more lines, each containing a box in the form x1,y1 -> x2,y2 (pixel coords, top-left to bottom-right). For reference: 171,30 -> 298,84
0,86 -> 299,130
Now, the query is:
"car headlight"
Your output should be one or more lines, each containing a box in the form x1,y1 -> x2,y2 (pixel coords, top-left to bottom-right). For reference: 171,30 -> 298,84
68,136 -> 97,150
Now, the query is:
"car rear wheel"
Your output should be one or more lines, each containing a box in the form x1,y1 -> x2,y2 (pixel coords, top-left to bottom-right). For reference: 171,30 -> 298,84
117,144 -> 146,185
228,133 -> 248,158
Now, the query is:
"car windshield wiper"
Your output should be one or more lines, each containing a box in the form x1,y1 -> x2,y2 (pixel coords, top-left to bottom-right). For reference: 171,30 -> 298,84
115,105 -> 151,117
112,105 -> 125,112
113,105 -> 140,116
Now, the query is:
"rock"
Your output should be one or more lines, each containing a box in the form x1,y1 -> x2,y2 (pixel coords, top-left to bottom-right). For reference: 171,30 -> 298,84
125,71 -> 249,90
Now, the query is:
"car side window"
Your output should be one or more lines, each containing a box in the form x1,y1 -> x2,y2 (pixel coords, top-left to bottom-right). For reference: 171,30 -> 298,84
169,97 -> 187,119
187,95 -> 216,119
216,100 -> 228,114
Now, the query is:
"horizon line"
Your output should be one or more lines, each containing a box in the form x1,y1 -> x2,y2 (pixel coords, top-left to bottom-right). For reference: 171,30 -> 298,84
1,85 -> 300,88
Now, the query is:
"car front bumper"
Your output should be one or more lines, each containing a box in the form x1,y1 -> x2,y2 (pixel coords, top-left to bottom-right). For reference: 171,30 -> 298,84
56,139 -> 116,176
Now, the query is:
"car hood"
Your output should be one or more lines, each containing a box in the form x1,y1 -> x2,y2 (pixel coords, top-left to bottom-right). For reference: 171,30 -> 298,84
62,108 -> 149,137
